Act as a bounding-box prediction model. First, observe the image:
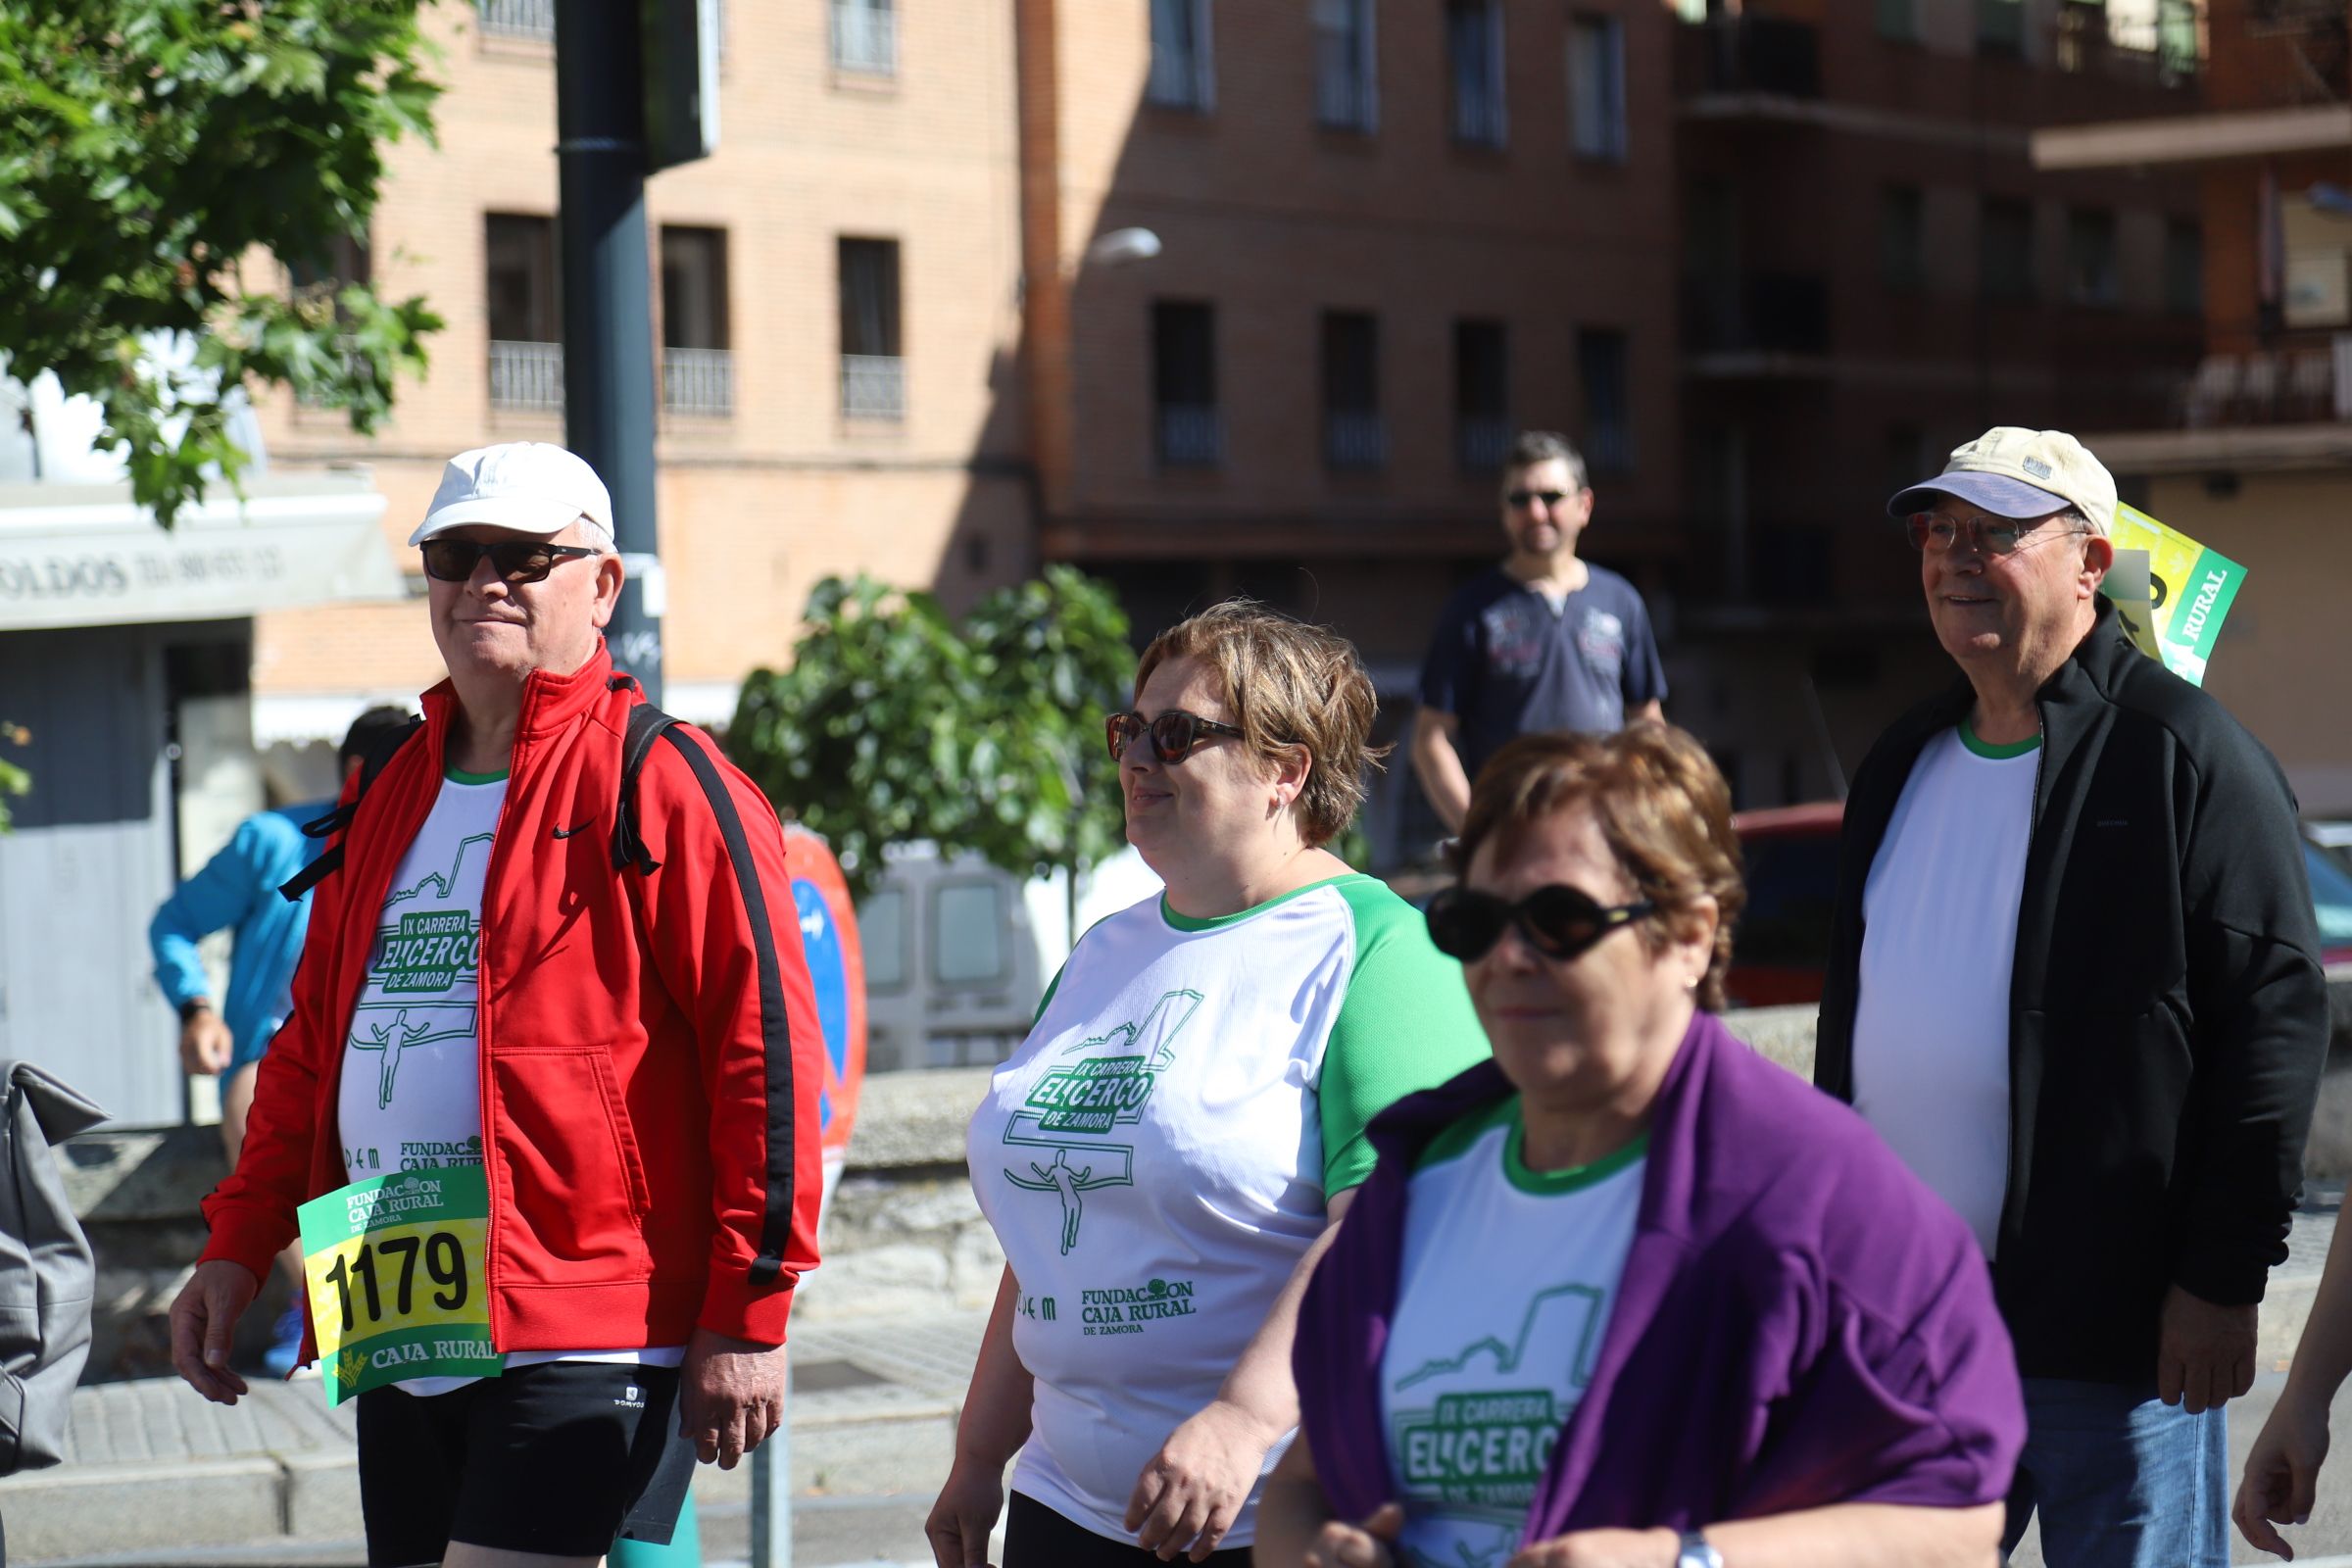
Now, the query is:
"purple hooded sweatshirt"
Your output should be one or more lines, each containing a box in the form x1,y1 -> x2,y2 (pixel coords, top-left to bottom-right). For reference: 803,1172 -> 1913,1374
1293,1010 -> 2025,1543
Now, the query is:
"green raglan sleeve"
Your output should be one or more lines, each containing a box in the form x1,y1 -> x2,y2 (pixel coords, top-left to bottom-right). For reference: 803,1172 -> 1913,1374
1318,878 -> 1493,1195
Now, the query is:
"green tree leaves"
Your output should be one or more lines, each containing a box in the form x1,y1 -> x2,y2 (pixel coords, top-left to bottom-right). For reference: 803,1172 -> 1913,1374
729,567 -> 1138,902
0,0 -> 442,526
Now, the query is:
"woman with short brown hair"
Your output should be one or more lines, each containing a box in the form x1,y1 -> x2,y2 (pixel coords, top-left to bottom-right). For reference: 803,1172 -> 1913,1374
928,602 -> 1491,1568
1262,724 -> 2025,1568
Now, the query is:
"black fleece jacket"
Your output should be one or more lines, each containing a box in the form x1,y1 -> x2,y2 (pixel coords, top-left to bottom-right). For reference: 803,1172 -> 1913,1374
1816,601 -> 2329,1383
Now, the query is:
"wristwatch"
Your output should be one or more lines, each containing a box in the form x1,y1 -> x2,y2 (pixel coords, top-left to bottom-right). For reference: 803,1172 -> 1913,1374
178,998 -> 213,1024
1677,1531 -> 1724,1568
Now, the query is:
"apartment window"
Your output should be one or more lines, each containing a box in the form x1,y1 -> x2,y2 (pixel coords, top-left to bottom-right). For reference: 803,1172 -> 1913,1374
1881,185 -> 1925,293
660,227 -> 732,417
2065,207 -> 2119,307
1568,15 -> 1627,164
1446,0 -> 1507,148
1453,319 -> 1510,473
1980,198 -> 2034,303
1148,0 -> 1215,111
1876,0 -> 1920,40
1152,301 -> 1221,468
2164,220 -> 2203,316
1577,328 -> 1633,473
486,213 -> 563,412
1320,312 -> 1384,470
1313,0 -> 1378,132
839,237 -> 905,421
286,231 -> 372,297
832,0 -> 897,75
1978,0 -> 2026,56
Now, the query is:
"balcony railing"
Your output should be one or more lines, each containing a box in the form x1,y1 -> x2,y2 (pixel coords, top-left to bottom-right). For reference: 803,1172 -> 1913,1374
489,340 -> 564,412
1157,404 -> 1224,468
477,0 -> 555,43
1323,411 -> 1387,470
662,347 -> 734,417
2180,340 -> 2352,427
832,0 -> 897,75
842,354 -> 906,420
1455,415 -> 1511,473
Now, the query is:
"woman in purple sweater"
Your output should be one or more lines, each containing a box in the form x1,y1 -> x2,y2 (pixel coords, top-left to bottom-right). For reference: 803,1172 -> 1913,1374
1258,726 -> 2026,1568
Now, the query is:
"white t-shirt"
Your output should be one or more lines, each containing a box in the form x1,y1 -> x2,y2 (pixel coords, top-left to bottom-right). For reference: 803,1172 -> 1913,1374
1852,722 -> 2038,1257
337,772 -> 682,1394
966,874 -> 1489,1547
1382,1096 -> 1643,1568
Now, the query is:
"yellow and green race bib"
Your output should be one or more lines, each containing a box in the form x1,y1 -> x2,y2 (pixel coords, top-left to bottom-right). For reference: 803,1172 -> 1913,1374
296,1166 -> 503,1404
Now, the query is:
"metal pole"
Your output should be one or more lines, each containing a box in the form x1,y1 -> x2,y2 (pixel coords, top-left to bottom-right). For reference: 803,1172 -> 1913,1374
556,0 -> 664,707
750,1355 -> 793,1568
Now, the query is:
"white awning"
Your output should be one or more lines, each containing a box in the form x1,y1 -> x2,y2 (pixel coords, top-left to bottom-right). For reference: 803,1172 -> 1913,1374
0,472 -> 402,632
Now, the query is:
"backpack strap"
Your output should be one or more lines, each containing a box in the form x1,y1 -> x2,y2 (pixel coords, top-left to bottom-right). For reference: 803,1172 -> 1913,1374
612,703 -> 682,874
619,715 -> 802,1286
278,717 -> 424,903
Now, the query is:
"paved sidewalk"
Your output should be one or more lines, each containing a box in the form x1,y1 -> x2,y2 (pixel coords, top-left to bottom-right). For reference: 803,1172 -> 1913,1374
4,1193 -> 2338,1565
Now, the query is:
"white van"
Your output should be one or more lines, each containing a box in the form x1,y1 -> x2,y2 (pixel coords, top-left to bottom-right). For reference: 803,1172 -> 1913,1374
856,844 -> 1162,1072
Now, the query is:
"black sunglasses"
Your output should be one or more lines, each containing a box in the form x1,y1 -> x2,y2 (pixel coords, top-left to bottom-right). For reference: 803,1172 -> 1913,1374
1425,884 -> 1655,963
419,538 -> 602,585
1105,709 -> 1247,765
1506,489 -> 1570,510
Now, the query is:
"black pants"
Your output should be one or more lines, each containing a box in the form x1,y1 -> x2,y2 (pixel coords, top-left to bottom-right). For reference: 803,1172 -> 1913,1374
1004,1492 -> 1252,1568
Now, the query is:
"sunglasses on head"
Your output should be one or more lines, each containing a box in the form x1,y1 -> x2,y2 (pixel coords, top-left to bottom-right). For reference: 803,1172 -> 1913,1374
1425,883 -> 1655,963
1506,489 -> 1570,511
1904,512 -> 2080,557
1105,709 -> 1247,765
419,538 -> 602,585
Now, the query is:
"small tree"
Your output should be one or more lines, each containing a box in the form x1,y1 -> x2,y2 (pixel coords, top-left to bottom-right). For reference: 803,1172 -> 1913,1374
0,0 -> 442,527
728,566 -> 1137,904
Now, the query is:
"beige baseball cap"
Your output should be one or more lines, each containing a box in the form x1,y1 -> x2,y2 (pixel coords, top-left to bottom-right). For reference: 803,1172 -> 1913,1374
409,443 -> 615,548
1886,426 -> 2117,538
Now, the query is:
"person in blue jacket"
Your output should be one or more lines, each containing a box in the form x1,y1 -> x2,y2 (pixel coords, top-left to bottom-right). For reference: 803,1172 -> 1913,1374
149,705 -> 412,1375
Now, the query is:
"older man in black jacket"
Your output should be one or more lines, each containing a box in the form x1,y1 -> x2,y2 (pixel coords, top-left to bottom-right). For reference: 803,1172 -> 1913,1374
1816,426 -> 2328,1568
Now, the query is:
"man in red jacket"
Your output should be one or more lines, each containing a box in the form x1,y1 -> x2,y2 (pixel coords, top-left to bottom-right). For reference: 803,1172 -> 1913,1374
170,443 -> 826,1566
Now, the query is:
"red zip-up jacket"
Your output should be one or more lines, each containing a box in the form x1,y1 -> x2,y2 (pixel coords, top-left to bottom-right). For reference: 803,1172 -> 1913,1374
201,645 -> 824,1353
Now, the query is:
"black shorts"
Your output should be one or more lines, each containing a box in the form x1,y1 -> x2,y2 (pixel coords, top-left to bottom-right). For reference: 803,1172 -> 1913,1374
1003,1492 -> 1252,1568
356,1361 -> 697,1565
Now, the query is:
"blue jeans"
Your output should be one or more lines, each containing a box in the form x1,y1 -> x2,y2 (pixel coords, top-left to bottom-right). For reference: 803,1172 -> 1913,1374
2002,1378 -> 2228,1568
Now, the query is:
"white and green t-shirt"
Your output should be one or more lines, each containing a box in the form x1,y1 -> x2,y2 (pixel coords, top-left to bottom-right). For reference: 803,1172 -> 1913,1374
1381,1097 -> 1644,1568
1853,720 -> 2038,1257
967,873 -> 1491,1547
336,769 -> 682,1394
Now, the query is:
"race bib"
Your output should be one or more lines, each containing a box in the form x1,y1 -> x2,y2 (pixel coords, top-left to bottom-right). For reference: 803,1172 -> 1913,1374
296,1166 -> 503,1404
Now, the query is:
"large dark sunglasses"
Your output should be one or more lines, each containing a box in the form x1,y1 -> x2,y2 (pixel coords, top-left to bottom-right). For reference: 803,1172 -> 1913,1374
419,538 -> 602,585
1506,488 -> 1569,510
1105,709 -> 1247,765
1425,884 -> 1655,963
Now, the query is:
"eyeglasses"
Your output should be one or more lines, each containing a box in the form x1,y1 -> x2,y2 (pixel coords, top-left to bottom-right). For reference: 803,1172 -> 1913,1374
1425,883 -> 1655,963
1506,489 -> 1570,511
1904,512 -> 2080,556
1104,709 -> 1248,765
419,538 -> 602,585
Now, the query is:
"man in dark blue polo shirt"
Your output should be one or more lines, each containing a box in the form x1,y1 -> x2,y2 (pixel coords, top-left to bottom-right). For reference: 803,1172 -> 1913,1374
1411,430 -> 1666,830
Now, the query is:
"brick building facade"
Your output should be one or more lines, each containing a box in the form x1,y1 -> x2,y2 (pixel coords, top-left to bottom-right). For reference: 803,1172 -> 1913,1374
2036,0 -> 2352,812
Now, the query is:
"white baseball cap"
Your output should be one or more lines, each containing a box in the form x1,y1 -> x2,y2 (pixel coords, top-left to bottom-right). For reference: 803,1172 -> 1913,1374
409,443 -> 615,548
1886,426 -> 2117,538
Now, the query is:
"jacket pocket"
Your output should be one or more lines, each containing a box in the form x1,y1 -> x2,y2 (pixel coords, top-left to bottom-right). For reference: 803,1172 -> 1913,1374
489,1049 -> 654,1278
